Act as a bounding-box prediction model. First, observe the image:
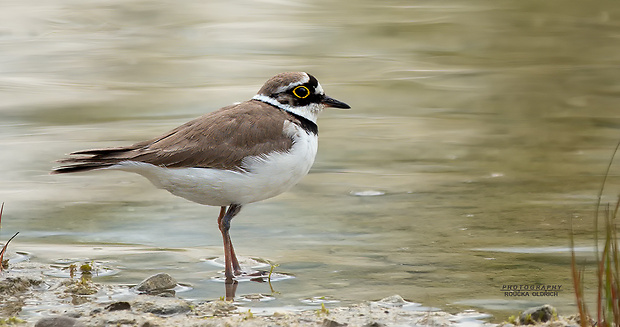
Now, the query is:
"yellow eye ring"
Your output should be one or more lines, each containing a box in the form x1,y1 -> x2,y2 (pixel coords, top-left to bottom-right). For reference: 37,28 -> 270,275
292,86 -> 310,99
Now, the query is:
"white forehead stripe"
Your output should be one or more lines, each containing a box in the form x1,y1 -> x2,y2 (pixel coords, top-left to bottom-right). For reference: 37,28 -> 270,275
315,82 -> 324,95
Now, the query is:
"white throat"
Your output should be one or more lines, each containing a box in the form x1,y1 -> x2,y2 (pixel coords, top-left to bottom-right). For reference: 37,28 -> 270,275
252,94 -> 321,123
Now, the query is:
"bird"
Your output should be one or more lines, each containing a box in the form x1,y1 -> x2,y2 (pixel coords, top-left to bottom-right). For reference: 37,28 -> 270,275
52,72 -> 350,283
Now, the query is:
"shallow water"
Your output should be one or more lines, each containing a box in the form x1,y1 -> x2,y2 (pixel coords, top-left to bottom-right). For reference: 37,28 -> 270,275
2,0 -> 620,322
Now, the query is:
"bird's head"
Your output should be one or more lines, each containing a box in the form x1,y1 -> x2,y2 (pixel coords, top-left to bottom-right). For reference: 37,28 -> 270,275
253,72 -> 350,123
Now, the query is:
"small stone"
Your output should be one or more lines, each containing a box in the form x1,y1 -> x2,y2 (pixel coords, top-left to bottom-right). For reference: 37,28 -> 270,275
135,273 -> 177,295
377,295 -> 407,305
131,295 -> 191,316
35,316 -> 84,327
322,318 -> 347,327
519,305 -> 556,324
100,312 -> 138,325
106,301 -> 131,311
65,312 -> 82,318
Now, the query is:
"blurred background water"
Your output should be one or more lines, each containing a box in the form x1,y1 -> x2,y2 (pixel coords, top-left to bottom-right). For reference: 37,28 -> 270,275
2,0 -> 620,321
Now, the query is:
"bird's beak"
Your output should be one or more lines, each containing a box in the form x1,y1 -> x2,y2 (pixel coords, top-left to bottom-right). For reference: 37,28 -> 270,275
322,95 -> 351,109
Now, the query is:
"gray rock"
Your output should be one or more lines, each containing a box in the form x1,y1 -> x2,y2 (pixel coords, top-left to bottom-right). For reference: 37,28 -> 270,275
323,318 -> 347,327
105,301 -> 131,311
99,311 -> 140,326
131,295 -> 191,316
518,304 -> 556,324
35,316 -> 84,327
377,295 -> 407,305
135,273 -> 177,295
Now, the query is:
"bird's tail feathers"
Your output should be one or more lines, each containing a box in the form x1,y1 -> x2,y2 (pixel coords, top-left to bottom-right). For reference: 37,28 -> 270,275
51,147 -> 135,175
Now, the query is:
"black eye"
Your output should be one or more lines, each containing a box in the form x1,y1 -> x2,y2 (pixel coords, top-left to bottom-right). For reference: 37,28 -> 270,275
292,86 -> 310,99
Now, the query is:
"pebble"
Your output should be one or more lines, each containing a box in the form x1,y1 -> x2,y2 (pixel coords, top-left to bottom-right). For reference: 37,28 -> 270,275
105,301 -> 131,312
376,294 -> 408,305
131,295 -> 192,316
519,304 -> 557,324
135,272 -> 177,296
322,318 -> 347,327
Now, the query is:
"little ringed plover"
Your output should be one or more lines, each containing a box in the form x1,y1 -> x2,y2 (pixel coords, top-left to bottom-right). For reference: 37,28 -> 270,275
52,72 -> 350,283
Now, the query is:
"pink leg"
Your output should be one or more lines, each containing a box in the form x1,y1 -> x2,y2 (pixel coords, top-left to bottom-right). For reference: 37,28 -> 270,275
229,237 -> 241,275
218,205 -> 243,283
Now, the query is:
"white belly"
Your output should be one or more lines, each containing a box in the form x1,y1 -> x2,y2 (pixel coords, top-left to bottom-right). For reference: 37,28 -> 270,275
108,126 -> 318,207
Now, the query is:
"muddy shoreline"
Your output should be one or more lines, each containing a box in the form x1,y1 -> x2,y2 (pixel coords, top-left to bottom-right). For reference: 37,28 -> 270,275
1,261 -> 573,327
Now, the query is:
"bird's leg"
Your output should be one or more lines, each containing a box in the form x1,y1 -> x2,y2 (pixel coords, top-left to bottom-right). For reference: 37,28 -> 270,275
228,235 -> 241,275
216,207 -> 232,282
224,204 -> 242,275
218,204 -> 243,283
